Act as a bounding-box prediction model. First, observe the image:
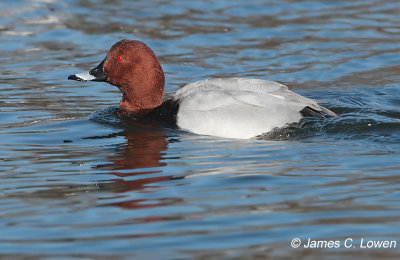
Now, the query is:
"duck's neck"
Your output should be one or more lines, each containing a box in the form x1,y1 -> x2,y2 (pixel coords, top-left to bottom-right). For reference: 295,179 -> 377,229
118,79 -> 164,116
119,94 -> 162,116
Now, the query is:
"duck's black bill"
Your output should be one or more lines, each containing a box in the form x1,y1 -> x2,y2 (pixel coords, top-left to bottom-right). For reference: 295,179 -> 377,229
67,74 -> 84,81
68,59 -> 107,82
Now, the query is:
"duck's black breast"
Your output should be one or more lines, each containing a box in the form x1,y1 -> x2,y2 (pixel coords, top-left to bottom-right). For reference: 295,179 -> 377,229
146,97 -> 180,127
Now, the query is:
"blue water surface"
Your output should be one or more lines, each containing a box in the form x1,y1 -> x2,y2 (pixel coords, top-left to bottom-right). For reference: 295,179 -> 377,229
1,0 -> 400,259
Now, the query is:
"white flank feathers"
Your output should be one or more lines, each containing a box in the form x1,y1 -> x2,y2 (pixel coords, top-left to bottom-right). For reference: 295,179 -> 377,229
174,78 -> 335,139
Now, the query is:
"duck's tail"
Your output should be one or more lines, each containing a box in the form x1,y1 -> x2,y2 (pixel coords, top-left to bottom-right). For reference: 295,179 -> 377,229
300,106 -> 337,119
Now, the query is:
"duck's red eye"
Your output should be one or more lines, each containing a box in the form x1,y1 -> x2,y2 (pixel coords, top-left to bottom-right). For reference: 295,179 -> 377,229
117,56 -> 123,61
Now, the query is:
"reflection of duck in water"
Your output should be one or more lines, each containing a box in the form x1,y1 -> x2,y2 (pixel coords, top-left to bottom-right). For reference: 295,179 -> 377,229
93,122 -> 176,210
69,39 -> 336,139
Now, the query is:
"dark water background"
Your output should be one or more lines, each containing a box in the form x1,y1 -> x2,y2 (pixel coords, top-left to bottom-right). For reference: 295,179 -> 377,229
1,0 -> 400,259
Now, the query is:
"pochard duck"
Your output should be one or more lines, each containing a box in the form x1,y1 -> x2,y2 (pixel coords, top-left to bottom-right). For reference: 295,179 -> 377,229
68,39 -> 337,139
